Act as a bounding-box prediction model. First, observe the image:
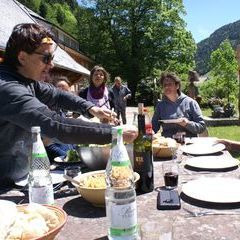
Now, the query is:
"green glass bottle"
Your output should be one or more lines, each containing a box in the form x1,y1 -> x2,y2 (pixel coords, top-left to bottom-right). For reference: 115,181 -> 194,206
133,104 -> 154,193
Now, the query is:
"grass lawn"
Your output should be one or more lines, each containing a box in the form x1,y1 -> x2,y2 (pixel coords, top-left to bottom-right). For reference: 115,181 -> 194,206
201,108 -> 212,117
208,126 -> 240,159
208,125 -> 240,141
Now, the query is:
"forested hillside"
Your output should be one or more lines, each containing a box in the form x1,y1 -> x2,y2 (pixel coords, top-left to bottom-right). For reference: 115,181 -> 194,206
196,20 -> 240,75
18,0 -> 80,37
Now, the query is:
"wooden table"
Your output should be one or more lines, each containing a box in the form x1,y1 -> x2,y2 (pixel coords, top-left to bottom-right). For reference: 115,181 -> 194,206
1,151 -> 240,240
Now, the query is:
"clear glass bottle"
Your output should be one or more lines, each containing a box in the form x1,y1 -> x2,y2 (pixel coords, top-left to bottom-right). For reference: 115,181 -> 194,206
105,126 -> 139,240
28,126 -> 54,205
133,103 -> 154,193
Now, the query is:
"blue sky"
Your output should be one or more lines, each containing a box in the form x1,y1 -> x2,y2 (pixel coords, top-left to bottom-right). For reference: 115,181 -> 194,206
183,0 -> 240,43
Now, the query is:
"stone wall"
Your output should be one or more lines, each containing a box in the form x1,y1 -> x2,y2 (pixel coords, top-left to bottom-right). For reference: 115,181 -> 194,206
203,116 -> 240,126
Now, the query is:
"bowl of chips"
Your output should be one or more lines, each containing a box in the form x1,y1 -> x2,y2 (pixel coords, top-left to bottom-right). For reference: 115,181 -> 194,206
152,136 -> 178,158
3,203 -> 67,240
72,170 -> 140,207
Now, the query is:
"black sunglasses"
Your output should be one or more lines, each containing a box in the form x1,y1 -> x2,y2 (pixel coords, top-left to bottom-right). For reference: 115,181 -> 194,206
33,52 -> 54,64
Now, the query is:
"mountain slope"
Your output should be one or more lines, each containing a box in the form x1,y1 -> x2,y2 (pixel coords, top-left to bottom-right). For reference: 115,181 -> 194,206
196,20 -> 240,74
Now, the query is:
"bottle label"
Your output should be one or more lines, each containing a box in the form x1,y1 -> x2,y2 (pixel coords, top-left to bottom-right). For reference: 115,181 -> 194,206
111,160 -> 131,167
32,142 -> 48,157
29,185 -> 54,204
32,152 -> 48,158
134,152 -> 144,172
145,123 -> 152,135
110,201 -> 137,237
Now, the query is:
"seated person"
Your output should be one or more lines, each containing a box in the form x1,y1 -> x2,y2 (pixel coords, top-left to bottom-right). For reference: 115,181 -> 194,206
152,72 -> 206,138
43,138 -> 76,163
44,76 -> 77,162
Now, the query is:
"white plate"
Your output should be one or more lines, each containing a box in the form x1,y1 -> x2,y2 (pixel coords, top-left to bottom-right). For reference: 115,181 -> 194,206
182,177 -> 240,203
185,155 -> 239,170
54,156 -> 81,163
185,137 -> 217,145
180,143 -> 225,155
15,170 -> 66,187
159,119 -> 182,124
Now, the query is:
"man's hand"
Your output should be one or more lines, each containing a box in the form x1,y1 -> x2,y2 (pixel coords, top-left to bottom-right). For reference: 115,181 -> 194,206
123,94 -> 131,101
122,125 -> 138,143
176,117 -> 189,127
89,106 -> 120,125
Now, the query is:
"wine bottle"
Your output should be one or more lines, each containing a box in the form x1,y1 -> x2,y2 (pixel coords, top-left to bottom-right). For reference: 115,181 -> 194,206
133,103 -> 154,193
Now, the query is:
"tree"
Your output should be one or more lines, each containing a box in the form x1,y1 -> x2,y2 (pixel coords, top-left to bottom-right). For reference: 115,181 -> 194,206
39,2 -> 48,18
77,0 -> 196,102
19,0 -> 196,103
18,0 -> 41,13
209,39 -> 238,103
45,3 -> 78,37
56,5 -> 65,25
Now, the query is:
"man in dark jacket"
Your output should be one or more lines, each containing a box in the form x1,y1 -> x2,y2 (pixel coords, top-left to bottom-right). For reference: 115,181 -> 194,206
111,76 -> 132,124
0,23 -> 137,183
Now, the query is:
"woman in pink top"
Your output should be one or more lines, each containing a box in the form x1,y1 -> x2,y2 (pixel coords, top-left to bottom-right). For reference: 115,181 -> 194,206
79,65 -> 114,111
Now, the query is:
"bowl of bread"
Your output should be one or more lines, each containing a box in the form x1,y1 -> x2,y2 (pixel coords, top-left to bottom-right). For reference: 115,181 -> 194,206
1,201 -> 67,240
153,135 -> 178,158
72,170 -> 140,207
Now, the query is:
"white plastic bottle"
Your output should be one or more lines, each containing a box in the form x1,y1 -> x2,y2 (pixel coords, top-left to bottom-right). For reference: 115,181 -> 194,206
105,126 -> 139,240
28,126 -> 54,205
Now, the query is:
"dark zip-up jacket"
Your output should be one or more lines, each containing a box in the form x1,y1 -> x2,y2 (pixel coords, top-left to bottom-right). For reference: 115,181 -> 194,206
0,65 -> 112,182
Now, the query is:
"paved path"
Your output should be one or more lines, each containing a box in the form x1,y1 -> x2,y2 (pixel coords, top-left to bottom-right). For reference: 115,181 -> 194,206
126,106 -> 138,124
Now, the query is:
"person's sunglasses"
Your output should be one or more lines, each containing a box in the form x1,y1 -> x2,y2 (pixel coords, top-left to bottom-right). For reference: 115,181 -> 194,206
33,52 -> 54,64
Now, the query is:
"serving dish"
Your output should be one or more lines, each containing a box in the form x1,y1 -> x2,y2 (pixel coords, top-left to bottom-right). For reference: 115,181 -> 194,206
152,136 -> 178,158
72,170 -> 140,207
2,204 -> 67,240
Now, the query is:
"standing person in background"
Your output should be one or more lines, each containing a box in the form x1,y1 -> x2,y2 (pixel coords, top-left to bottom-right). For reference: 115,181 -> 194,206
0,23 -> 137,183
111,76 -> 132,124
79,65 -> 114,111
152,72 -> 206,138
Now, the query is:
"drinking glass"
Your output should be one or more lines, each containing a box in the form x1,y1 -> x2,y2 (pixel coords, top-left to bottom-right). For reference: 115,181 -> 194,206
132,112 -> 138,127
162,162 -> 179,189
64,166 -> 81,188
141,221 -> 172,240
172,132 -> 186,145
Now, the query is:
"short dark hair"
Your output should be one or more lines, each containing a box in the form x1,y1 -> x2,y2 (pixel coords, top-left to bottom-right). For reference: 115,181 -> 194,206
3,23 -> 55,69
89,65 -> 109,84
159,72 -> 181,95
53,75 -> 70,86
